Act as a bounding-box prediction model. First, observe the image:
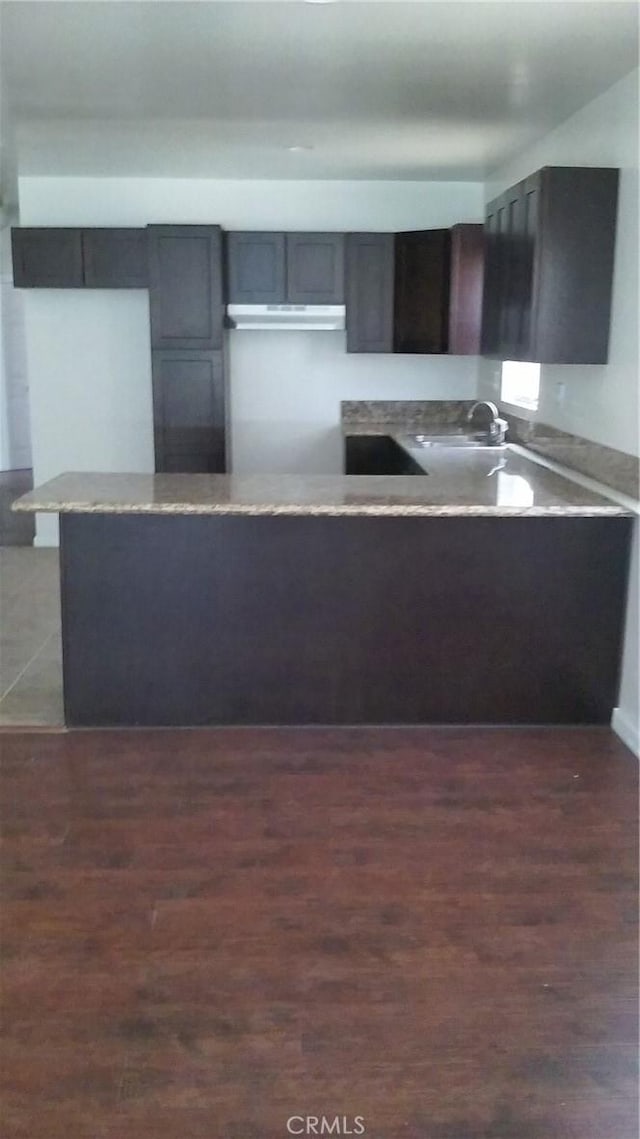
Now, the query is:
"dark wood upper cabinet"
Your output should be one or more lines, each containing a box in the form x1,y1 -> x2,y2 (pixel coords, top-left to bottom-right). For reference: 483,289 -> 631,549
226,232 -> 344,305
82,228 -> 148,288
481,166 -> 619,364
286,233 -> 344,304
12,228 -> 83,288
226,232 -> 286,303
345,233 -> 395,353
151,349 -> 226,474
148,225 -> 224,350
394,229 -> 451,354
448,224 -> 484,355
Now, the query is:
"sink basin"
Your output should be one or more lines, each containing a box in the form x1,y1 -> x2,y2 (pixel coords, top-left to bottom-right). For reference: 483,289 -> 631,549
407,434 -> 506,450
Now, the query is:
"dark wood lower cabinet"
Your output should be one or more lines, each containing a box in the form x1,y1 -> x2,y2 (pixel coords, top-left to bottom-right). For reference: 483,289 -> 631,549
59,512 -> 631,727
151,350 -> 226,473
344,435 -> 424,474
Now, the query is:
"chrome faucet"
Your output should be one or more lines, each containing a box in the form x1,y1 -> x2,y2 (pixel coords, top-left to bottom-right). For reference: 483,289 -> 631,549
467,401 -> 508,446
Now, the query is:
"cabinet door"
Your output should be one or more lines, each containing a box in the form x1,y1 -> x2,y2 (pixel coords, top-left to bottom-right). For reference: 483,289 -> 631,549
12,228 -> 83,288
83,229 -> 148,288
448,224 -> 484,355
533,166 -> 619,365
148,226 -> 224,349
226,232 -> 286,303
345,233 -> 394,353
394,229 -> 451,354
286,233 -> 345,304
152,350 -> 226,473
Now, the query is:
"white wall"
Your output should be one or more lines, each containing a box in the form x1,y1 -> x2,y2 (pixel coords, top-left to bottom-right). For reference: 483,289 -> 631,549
229,332 -> 477,474
18,177 -> 484,232
479,69 -> 639,755
0,217 -> 31,471
479,69 -> 639,458
24,290 -> 154,544
18,176 -> 484,542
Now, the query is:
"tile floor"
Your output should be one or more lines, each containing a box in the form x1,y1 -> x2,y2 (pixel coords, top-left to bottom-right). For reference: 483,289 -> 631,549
0,546 -> 64,726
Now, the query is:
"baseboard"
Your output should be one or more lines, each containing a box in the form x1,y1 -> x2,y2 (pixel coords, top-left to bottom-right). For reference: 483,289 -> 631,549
611,706 -> 640,757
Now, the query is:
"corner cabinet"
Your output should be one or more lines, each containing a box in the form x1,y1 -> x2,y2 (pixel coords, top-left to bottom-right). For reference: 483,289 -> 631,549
226,232 -> 345,305
346,228 -> 482,355
481,166 -> 619,364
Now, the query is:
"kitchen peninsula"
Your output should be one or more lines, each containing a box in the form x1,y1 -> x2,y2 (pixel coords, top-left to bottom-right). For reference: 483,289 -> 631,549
14,449 -> 632,729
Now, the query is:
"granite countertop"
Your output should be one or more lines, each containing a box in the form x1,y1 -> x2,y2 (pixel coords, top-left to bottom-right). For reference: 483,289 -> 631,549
12,448 -> 630,517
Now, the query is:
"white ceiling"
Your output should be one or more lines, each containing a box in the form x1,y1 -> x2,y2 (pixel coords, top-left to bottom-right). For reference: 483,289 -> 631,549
0,0 -> 638,196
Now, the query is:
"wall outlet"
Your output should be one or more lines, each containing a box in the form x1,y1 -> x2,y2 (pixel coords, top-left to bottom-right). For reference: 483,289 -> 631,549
556,381 -> 566,406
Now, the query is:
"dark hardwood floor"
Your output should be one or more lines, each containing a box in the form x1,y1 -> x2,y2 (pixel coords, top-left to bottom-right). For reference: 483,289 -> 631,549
0,727 -> 637,1139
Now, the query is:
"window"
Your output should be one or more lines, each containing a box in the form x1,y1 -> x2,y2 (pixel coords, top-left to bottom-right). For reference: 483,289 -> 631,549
500,361 -> 540,411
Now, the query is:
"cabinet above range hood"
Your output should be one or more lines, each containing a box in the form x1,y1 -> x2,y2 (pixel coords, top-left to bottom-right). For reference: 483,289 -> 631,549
227,303 -> 346,331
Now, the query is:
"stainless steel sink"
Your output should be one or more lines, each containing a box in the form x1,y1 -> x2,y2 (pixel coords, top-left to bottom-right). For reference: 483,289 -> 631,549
407,434 -> 506,450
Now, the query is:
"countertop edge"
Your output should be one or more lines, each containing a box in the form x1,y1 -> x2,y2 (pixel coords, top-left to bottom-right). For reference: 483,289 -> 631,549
12,500 -> 630,518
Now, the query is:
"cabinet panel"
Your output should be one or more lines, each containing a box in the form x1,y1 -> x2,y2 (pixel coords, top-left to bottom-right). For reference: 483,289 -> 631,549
226,232 -> 286,303
516,176 -> 540,359
480,201 -> 502,356
286,233 -> 345,304
394,229 -> 451,354
12,228 -> 83,288
83,228 -> 148,288
152,350 -> 226,473
448,224 -> 484,355
500,185 -> 525,358
345,234 -> 394,353
148,225 -> 223,349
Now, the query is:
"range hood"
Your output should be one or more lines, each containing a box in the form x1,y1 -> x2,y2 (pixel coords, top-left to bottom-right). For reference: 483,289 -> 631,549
227,303 -> 346,331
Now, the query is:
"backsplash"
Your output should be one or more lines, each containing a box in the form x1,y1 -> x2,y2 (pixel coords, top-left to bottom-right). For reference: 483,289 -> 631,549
341,400 -> 475,429
506,414 -> 639,500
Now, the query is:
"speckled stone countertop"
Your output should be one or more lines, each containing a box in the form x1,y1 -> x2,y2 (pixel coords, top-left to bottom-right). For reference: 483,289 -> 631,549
13,451 -> 630,518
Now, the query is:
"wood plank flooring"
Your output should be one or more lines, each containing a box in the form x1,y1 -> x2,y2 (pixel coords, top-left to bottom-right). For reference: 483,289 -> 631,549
0,727 -> 637,1139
